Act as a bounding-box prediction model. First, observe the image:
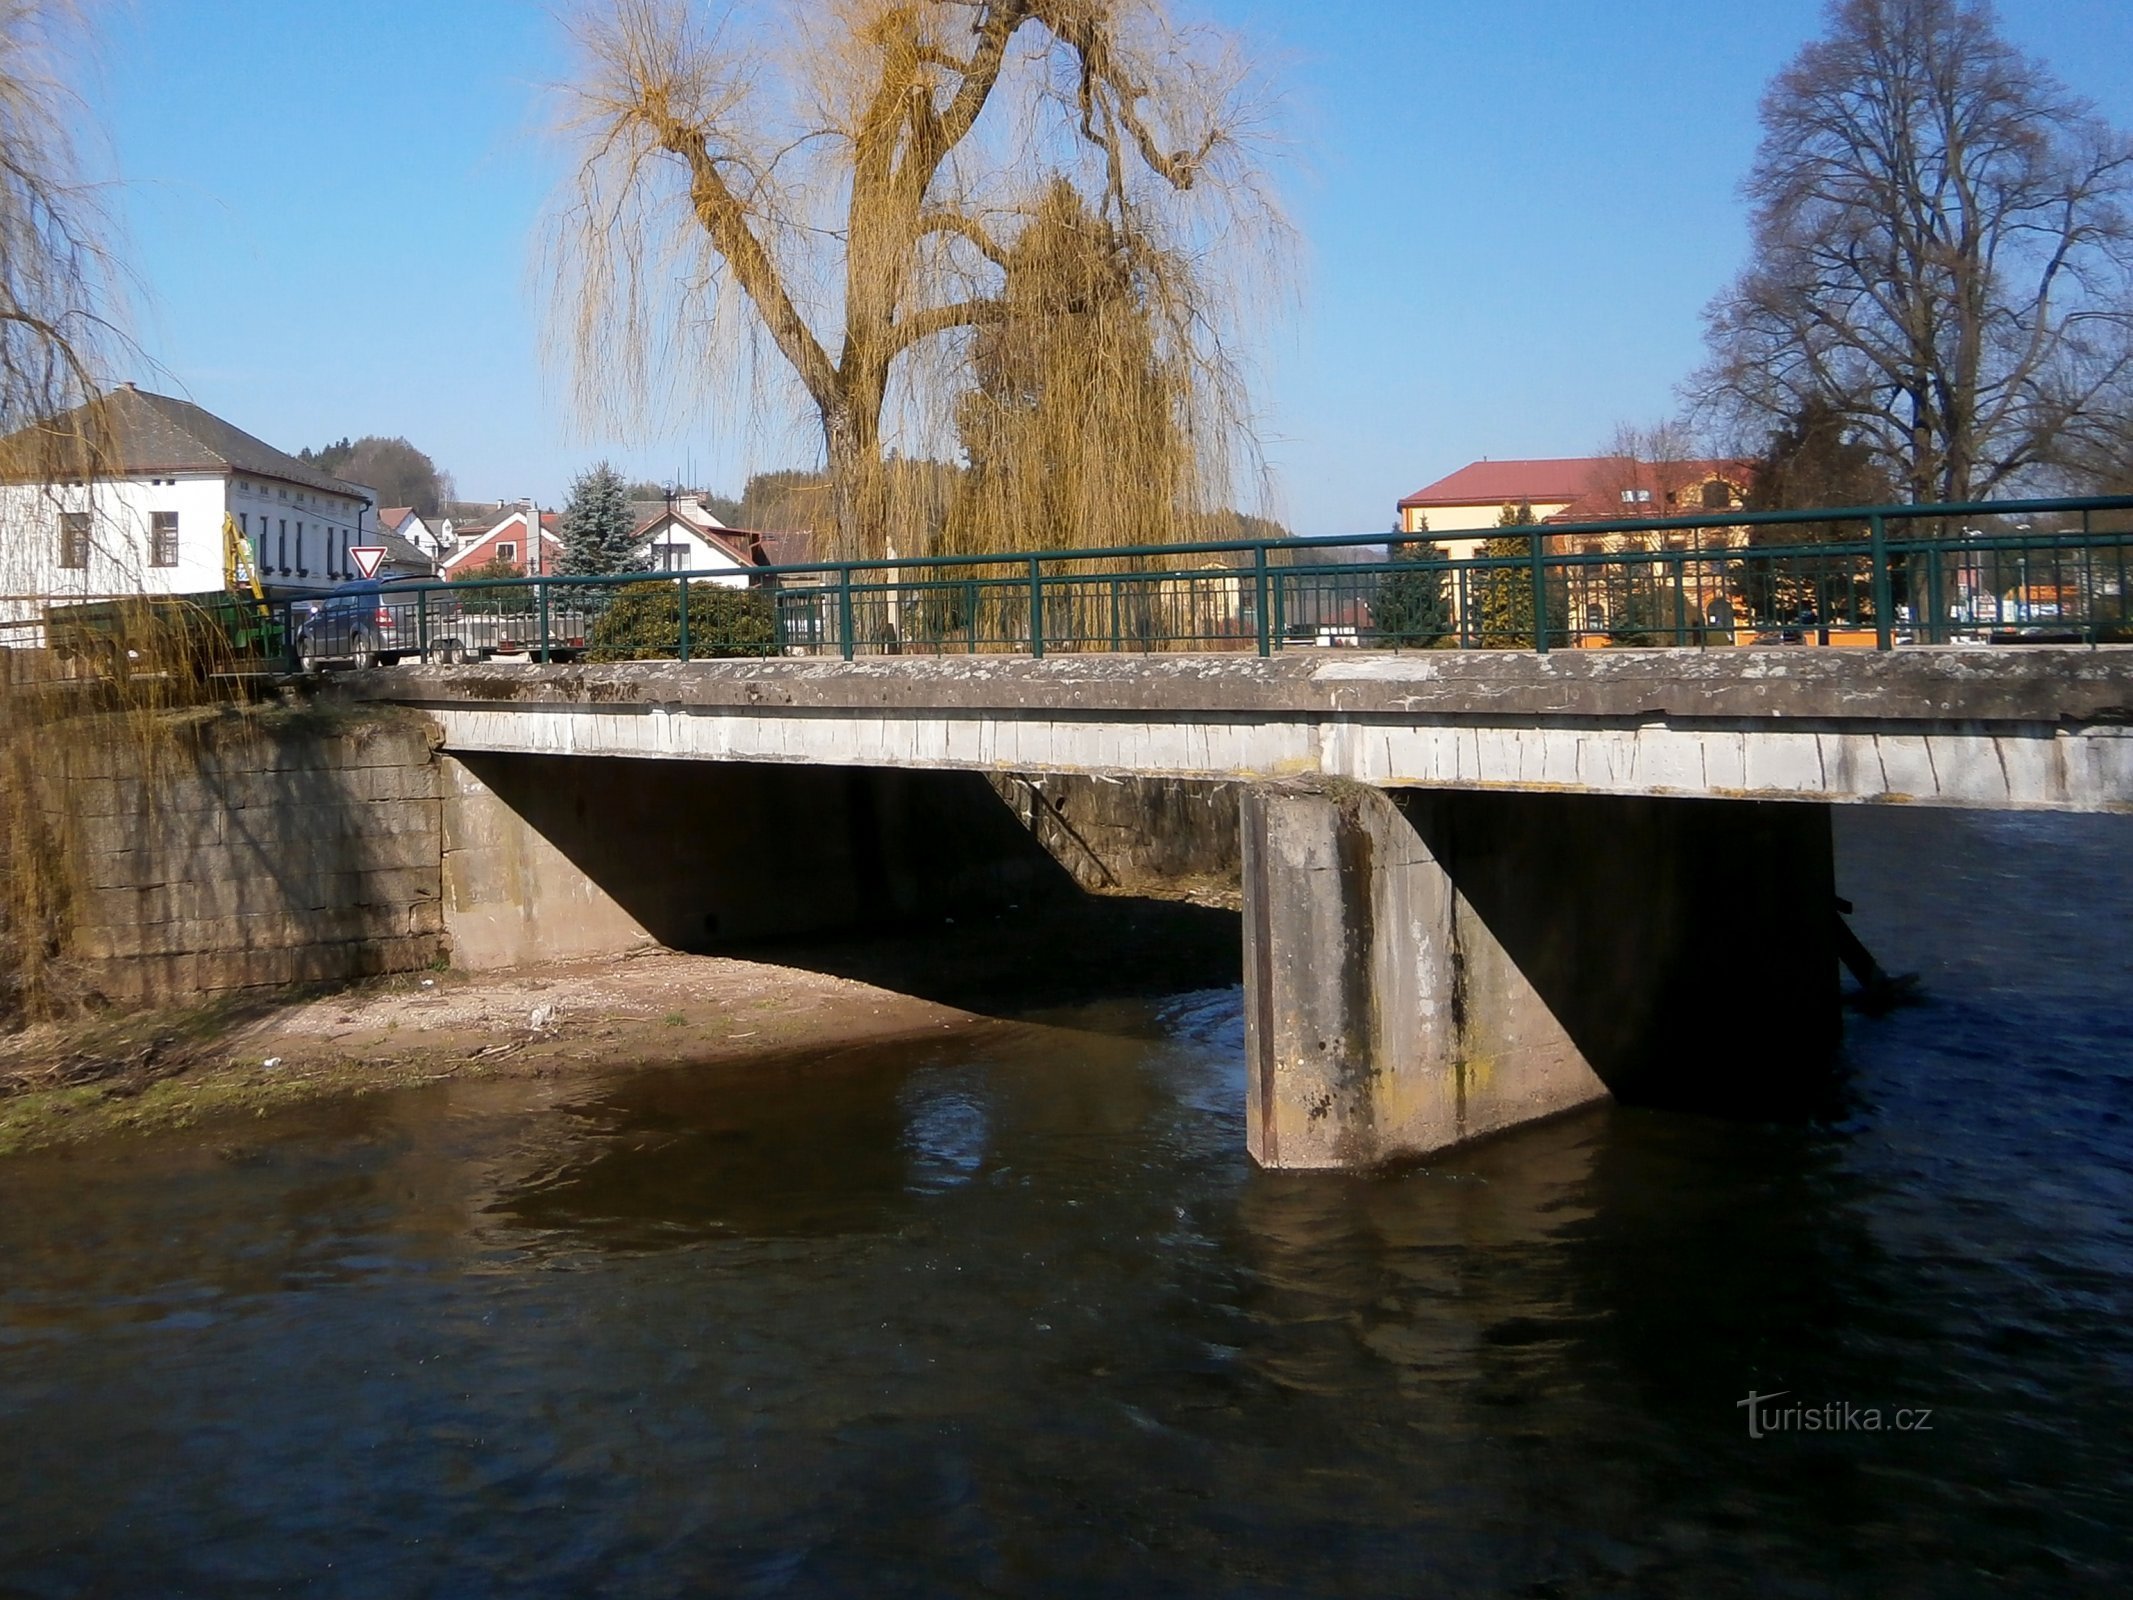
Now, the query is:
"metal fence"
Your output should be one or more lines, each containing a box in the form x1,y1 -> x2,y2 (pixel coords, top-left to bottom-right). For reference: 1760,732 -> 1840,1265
237,493 -> 2133,668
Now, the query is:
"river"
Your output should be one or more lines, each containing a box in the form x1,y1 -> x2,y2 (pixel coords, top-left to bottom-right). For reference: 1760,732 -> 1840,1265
1,807 -> 2129,1596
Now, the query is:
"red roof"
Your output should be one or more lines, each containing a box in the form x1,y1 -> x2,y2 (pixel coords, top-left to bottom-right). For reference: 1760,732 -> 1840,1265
752,528 -> 817,567
1399,458 -> 1605,510
1545,460 -> 1752,524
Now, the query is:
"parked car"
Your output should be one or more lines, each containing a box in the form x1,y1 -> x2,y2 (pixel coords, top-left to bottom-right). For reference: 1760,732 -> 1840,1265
291,577 -> 602,668
292,578 -> 465,669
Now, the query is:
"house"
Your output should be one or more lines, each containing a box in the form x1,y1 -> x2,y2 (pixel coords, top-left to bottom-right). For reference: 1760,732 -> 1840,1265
376,506 -> 450,566
0,382 -> 377,628
440,505 -> 560,577
1394,454 -> 1755,641
366,525 -> 438,579
1395,455 -> 1752,560
1396,458 -> 1595,549
629,493 -> 773,588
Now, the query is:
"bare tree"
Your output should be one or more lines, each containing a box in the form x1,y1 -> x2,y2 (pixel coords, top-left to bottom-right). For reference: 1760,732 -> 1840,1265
547,0 -> 1283,560
1585,419 -> 1729,524
1692,0 -> 2133,504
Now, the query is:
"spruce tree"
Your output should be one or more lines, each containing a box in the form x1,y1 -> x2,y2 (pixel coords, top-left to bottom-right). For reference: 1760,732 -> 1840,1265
1478,500 -> 1538,647
1373,518 -> 1453,647
558,462 -> 640,576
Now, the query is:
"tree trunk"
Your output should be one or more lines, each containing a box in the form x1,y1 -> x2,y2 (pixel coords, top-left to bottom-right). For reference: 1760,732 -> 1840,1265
822,398 -> 886,563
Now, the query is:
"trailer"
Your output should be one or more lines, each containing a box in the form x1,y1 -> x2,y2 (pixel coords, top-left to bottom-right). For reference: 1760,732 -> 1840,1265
42,516 -> 285,678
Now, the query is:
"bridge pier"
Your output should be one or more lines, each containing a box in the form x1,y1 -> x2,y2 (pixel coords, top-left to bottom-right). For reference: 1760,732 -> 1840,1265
1242,781 -> 1841,1170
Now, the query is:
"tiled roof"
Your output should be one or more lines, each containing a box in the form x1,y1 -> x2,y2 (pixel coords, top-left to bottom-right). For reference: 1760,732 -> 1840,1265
1544,460 -> 1753,524
1398,458 -> 1604,510
752,528 -> 817,567
367,526 -> 436,573
0,383 -> 373,499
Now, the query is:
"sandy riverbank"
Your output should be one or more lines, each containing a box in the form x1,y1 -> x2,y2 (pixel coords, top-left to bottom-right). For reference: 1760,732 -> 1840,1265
0,950 -> 993,1157
0,890 -> 1245,1158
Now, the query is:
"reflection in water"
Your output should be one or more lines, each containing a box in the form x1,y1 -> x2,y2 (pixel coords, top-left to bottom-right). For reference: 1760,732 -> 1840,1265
0,812 -> 2129,1596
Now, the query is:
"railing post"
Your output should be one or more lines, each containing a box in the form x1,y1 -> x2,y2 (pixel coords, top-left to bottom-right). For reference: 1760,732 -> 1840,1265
1924,541 -> 1944,646
1672,551 -> 1687,647
967,578 -> 979,654
283,600 -> 300,674
838,566 -> 855,661
1109,579 -> 1121,654
678,576 -> 691,663
1529,528 -> 1549,653
417,587 -> 430,661
537,578 -> 552,664
2075,509 -> 2094,647
1253,544 -> 1271,657
1869,513 -> 1893,649
1029,556 -> 1045,658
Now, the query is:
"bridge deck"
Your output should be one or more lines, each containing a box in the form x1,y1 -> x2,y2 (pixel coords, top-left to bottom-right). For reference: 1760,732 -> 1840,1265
348,647 -> 2133,812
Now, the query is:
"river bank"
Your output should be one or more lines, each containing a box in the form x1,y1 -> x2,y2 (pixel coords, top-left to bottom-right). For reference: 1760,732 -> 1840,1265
0,950 -> 987,1157
0,890 -> 1244,1157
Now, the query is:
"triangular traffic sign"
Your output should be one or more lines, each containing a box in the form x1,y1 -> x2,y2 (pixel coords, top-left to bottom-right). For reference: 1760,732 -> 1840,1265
350,545 -> 387,579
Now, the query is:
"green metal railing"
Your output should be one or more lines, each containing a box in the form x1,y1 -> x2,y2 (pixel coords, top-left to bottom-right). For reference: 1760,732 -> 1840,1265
273,493 -> 2133,669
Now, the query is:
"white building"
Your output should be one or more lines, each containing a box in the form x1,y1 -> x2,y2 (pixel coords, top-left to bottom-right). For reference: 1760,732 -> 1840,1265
377,506 -> 453,567
0,384 -> 377,630
631,494 -> 769,588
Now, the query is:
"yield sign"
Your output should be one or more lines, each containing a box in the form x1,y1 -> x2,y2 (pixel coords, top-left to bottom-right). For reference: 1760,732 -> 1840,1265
349,545 -> 388,579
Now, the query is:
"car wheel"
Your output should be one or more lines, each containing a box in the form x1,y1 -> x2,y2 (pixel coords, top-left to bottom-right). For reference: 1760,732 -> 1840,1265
430,639 -> 463,666
348,630 -> 377,670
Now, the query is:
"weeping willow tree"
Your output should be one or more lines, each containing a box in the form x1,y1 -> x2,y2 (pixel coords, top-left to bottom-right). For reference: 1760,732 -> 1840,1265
946,179 -> 1192,552
547,0 -> 1284,562
0,0 -> 122,495
0,0 -> 187,1023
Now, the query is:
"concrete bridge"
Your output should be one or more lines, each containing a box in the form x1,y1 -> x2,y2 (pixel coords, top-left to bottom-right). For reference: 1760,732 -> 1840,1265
350,647 -> 2133,1171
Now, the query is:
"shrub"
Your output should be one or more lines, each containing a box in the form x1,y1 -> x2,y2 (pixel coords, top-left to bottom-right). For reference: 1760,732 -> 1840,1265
582,581 -> 777,661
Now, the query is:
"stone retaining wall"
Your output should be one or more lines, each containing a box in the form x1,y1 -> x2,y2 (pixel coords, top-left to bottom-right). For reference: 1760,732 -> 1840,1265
56,709 -> 445,1002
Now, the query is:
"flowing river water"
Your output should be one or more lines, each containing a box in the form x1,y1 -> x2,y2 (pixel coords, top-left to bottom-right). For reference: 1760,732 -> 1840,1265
1,807 -> 2129,1597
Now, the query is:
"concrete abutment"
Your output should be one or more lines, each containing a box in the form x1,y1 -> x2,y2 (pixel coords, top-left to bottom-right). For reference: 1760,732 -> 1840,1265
1242,780 -> 1840,1170
439,752 -> 1084,969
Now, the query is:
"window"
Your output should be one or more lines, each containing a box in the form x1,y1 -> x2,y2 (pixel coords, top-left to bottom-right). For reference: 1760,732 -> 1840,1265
495,541 -> 517,564
1701,479 -> 1735,510
150,510 -> 179,567
295,523 -> 306,576
59,511 -> 89,568
278,518 -> 288,574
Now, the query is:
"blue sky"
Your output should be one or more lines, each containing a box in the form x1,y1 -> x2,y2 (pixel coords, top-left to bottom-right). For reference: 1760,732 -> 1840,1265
81,0 -> 2133,534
